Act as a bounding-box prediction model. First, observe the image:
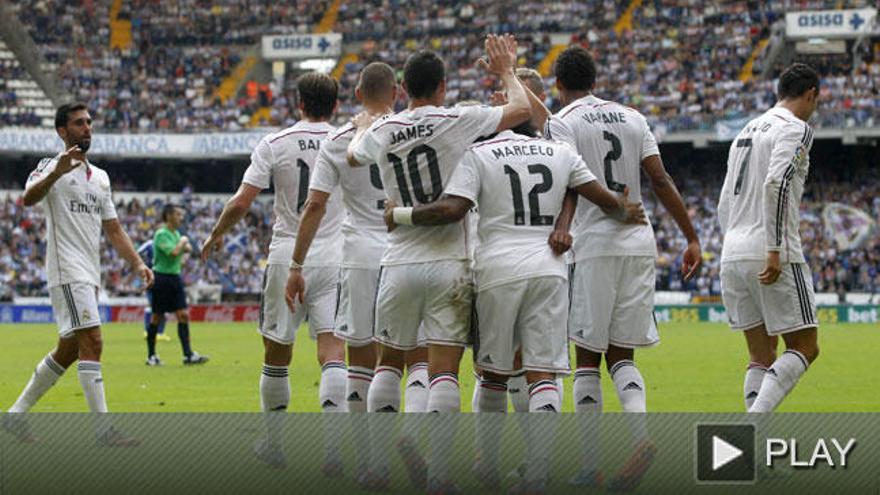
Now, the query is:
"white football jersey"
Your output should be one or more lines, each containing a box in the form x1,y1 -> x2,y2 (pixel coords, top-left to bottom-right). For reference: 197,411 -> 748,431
25,156 -> 117,288
718,106 -> 813,264
444,130 -> 597,291
352,104 -> 503,265
546,94 -> 659,261
242,120 -> 342,266
310,122 -> 387,269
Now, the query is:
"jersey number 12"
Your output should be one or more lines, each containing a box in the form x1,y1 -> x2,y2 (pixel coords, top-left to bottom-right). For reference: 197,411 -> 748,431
504,164 -> 554,226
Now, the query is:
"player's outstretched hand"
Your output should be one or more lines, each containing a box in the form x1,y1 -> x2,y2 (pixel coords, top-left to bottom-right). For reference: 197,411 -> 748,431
383,199 -> 398,232
285,269 -> 305,314
758,251 -> 781,285
55,145 -> 85,175
620,186 -> 648,225
681,241 -> 702,281
548,230 -> 572,255
200,234 -> 222,263
482,34 -> 514,75
137,264 -> 154,290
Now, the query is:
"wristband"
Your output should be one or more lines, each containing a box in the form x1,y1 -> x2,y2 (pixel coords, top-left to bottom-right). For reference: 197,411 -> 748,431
289,260 -> 304,270
392,207 -> 414,226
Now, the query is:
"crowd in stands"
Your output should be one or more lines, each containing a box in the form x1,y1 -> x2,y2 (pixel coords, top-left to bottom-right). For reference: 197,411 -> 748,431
0,60 -> 42,127
3,162 -> 879,299
4,0 -> 878,133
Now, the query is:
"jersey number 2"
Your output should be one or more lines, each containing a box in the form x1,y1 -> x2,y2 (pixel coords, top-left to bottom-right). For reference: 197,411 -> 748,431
602,131 -> 626,192
503,164 -> 554,226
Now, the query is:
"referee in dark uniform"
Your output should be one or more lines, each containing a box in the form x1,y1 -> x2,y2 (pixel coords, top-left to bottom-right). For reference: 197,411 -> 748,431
145,204 -> 208,365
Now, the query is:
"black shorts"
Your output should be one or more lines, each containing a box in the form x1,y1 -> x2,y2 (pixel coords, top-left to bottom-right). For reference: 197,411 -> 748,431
151,273 -> 188,315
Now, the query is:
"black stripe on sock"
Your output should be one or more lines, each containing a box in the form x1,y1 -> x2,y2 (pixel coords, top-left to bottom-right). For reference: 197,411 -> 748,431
528,379 -> 557,394
321,361 -> 346,371
609,360 -> 635,377
575,369 -> 600,378
784,350 -> 809,370
44,356 -> 65,375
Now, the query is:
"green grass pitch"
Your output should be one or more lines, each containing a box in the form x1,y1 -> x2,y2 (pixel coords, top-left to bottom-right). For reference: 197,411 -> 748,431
0,322 -> 876,412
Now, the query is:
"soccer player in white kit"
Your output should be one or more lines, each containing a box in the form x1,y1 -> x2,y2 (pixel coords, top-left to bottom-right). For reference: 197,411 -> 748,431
385,118 -> 646,489
718,63 -> 821,413
348,36 -> 532,416
4,103 -> 153,446
201,73 -> 344,466
547,46 -> 701,490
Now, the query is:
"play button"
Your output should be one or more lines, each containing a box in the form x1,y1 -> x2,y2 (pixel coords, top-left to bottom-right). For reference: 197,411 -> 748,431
696,424 -> 755,484
712,435 -> 743,470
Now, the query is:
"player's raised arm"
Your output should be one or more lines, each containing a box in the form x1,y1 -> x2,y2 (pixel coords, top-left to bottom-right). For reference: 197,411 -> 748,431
22,146 -> 84,206
643,154 -> 702,280
482,34 -> 531,133
201,182 -> 261,261
548,188 -> 578,255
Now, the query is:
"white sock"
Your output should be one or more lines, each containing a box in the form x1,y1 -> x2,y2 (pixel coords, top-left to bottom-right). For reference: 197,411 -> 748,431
427,373 -> 460,413
556,376 -> 565,409
507,370 -> 529,412
260,364 -> 289,447
428,373 -> 460,484
610,360 -> 648,445
749,350 -> 809,413
528,379 -> 560,412
475,377 -> 507,474
9,353 -> 65,413
470,372 -> 481,412
346,366 -> 373,413
574,367 -> 602,474
320,361 -> 347,412
610,360 -> 646,413
404,362 -> 429,412
744,363 -> 767,411
320,361 -> 347,465
368,366 -> 402,412
260,364 -> 290,412
367,367 -> 400,475
525,379 -> 559,484
77,361 -> 107,413
346,366 -> 373,473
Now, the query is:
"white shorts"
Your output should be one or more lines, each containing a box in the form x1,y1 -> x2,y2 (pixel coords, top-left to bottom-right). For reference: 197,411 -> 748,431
474,277 -> 570,375
568,256 -> 659,352
334,267 -> 380,346
374,260 -> 473,350
49,283 -> 102,338
259,264 -> 339,345
721,261 -> 818,335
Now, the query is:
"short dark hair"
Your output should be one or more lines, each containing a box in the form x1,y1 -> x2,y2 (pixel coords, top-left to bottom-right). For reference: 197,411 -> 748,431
358,62 -> 396,100
161,204 -> 179,222
403,50 -> 445,99
296,72 -> 338,119
554,46 -> 596,92
55,102 -> 89,129
777,63 -> 819,100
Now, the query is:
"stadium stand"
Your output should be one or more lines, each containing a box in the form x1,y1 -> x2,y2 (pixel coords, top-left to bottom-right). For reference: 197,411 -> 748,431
3,0 -> 877,131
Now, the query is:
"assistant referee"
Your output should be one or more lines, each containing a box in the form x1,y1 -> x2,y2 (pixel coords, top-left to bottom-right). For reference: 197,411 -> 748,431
145,204 -> 208,366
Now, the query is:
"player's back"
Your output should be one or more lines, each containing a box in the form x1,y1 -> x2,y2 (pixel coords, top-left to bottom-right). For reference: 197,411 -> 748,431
719,106 -> 812,263
448,130 -> 594,290
355,103 -> 502,265
311,123 -> 387,267
548,95 -> 657,260
243,120 -> 342,265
